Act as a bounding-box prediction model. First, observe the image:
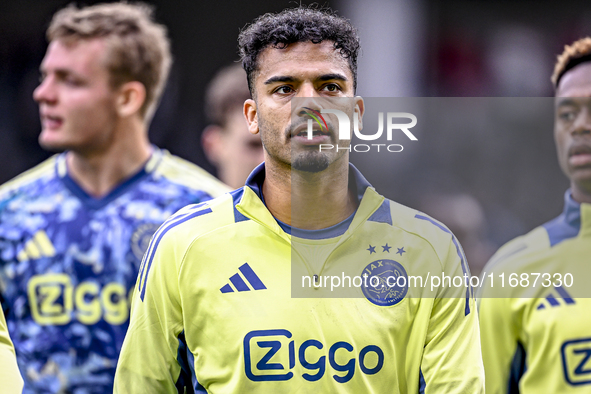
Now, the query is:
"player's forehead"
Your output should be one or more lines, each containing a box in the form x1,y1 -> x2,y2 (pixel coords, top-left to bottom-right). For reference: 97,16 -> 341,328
254,41 -> 353,86
556,62 -> 591,98
40,38 -> 108,76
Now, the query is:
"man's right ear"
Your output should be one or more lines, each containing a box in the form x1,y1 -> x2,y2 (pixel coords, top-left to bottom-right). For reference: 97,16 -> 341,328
244,99 -> 259,135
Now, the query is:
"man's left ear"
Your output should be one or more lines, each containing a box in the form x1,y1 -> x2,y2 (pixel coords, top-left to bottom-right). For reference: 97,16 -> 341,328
354,96 -> 365,131
116,81 -> 146,117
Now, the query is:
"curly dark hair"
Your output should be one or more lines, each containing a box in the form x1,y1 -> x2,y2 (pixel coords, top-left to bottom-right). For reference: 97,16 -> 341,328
238,7 -> 360,96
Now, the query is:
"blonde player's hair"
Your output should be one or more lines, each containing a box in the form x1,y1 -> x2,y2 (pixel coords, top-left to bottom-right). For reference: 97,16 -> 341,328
47,2 -> 172,120
552,37 -> 591,89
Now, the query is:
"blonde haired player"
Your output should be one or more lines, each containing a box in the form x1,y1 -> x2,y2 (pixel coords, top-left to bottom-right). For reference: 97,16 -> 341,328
0,3 -> 228,392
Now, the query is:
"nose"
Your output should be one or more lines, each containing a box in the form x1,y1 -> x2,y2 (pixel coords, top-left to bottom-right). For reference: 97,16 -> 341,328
297,82 -> 319,99
293,84 -> 323,122
293,98 -> 325,128
33,76 -> 57,105
572,110 -> 591,136
294,82 -> 327,114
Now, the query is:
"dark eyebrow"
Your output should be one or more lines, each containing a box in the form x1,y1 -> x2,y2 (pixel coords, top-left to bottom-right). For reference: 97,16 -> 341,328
263,73 -> 349,85
557,98 -> 578,107
317,73 -> 348,82
264,76 -> 297,85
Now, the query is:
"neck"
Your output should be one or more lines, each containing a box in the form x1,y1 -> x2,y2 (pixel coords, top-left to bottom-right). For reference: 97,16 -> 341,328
572,182 -> 591,205
262,155 -> 356,230
67,118 -> 152,197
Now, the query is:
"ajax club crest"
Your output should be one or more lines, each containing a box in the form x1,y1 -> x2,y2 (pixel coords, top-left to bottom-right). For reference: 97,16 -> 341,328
361,259 -> 408,306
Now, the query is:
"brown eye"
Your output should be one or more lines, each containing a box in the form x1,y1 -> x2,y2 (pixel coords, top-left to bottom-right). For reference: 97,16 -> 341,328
322,83 -> 341,92
275,86 -> 294,94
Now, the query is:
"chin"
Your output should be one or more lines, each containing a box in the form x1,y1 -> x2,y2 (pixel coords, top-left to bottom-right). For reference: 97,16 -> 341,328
38,136 -> 69,153
572,169 -> 591,184
292,152 -> 330,173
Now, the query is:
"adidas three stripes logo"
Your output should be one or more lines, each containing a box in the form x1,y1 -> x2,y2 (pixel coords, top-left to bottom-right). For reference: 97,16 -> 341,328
17,230 -> 56,262
220,263 -> 267,293
537,286 -> 576,310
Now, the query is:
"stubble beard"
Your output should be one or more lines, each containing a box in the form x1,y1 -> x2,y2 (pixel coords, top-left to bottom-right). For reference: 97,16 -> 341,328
259,114 -> 352,173
289,119 -> 332,173
259,115 -> 333,173
292,150 -> 330,173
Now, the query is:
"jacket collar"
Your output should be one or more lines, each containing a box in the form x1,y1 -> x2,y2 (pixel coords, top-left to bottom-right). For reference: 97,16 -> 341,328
543,190 -> 591,246
236,162 -> 385,240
